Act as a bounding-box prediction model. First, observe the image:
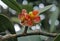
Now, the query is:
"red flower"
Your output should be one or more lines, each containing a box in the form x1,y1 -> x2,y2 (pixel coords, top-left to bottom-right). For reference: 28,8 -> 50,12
33,16 -> 40,23
27,20 -> 33,27
18,9 -> 27,21
18,9 -> 41,27
18,13 -> 25,21
25,14 -> 31,20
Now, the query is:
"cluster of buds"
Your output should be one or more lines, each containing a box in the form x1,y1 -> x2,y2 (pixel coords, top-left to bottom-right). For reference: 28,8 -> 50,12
18,9 -> 41,27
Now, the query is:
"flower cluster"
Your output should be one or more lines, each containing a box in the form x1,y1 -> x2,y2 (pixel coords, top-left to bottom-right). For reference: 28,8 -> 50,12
18,9 -> 41,27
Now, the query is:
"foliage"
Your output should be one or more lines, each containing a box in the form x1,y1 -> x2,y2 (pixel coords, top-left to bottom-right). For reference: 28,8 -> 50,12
50,7 -> 59,32
53,34 -> 60,41
0,0 -> 60,41
0,14 -> 17,41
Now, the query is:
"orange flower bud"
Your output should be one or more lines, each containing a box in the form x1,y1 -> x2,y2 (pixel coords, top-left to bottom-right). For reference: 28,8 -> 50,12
32,10 -> 39,16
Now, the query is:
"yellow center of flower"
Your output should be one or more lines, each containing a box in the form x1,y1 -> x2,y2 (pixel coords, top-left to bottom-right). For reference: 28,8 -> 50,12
29,12 -> 35,19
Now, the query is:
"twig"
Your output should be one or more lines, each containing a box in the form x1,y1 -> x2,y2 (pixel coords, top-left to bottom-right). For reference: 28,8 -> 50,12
0,31 -> 58,40
0,32 -> 6,35
17,31 -> 57,37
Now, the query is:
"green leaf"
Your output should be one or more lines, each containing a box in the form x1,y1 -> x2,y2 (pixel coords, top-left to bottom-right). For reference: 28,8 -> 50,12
0,14 -> 17,41
39,5 -> 53,14
16,27 -> 41,41
1,0 -> 52,14
18,35 -> 41,41
2,0 -> 21,12
20,5 -> 33,13
16,28 -> 42,41
50,7 -> 59,32
11,17 -> 20,23
53,34 -> 60,41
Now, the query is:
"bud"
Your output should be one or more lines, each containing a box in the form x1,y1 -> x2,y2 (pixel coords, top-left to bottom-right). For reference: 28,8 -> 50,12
33,16 -> 40,23
32,10 -> 39,16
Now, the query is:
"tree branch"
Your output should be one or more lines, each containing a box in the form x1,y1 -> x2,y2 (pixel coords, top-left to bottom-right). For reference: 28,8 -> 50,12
0,32 -> 6,35
17,31 -> 57,37
0,31 -> 58,40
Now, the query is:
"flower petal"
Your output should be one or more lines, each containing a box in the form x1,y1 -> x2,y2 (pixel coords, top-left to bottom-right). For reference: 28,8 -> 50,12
33,16 -> 40,23
32,10 -> 39,16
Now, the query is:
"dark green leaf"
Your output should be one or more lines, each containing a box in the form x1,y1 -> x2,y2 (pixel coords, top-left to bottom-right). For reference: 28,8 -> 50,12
0,14 -> 17,41
53,34 -> 60,41
2,0 -> 21,12
19,5 -> 33,13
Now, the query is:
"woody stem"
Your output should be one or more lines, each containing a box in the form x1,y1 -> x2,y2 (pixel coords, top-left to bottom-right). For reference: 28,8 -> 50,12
23,26 -> 28,34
